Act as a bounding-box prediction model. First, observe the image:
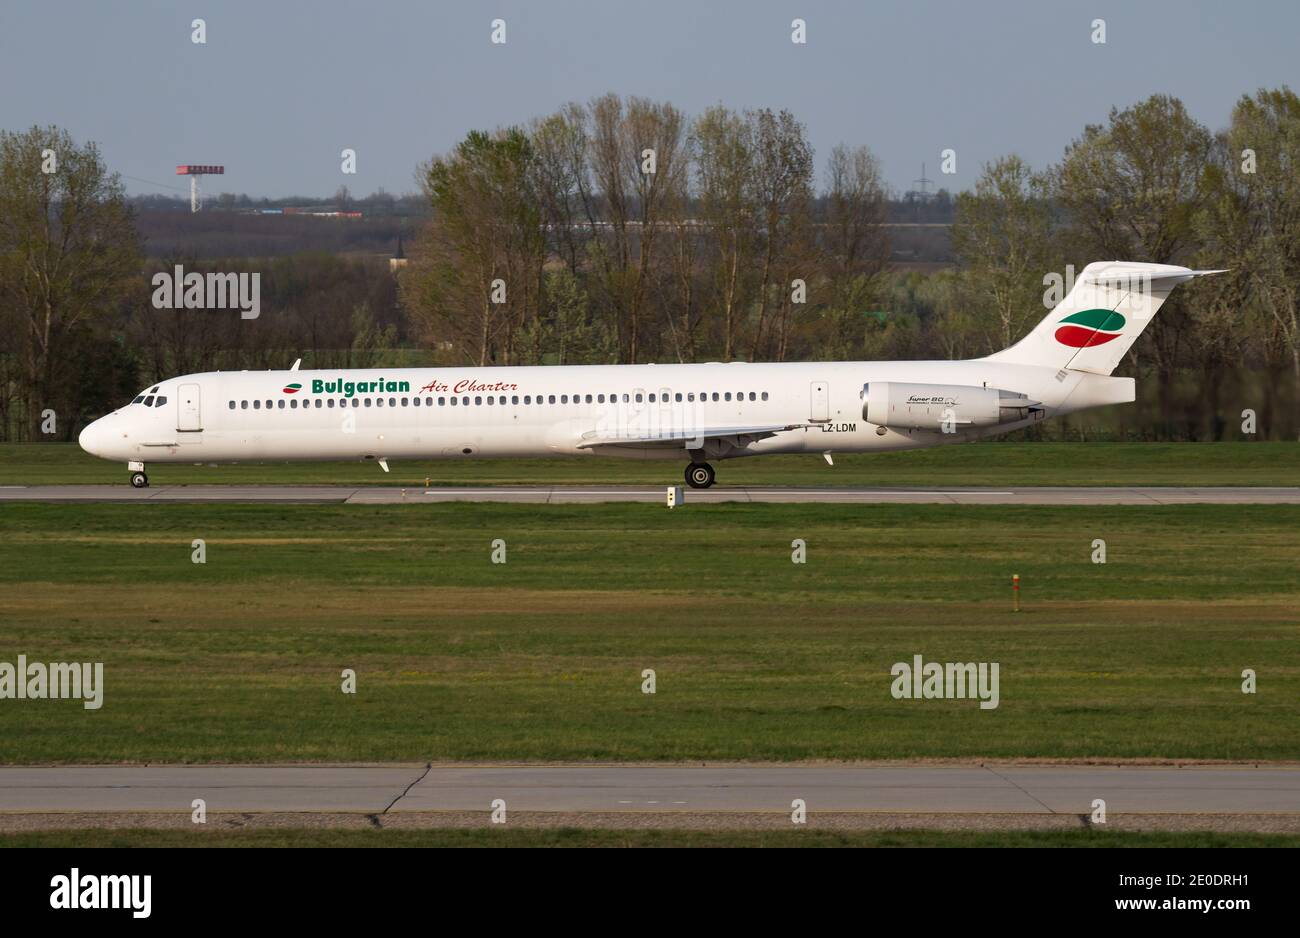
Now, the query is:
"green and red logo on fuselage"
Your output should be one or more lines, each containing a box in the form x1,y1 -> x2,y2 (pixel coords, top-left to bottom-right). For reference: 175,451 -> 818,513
282,383 -> 302,394
1054,308 -> 1126,348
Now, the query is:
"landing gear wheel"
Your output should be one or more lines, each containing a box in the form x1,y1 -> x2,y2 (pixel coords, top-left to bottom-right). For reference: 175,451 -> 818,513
130,472 -> 149,489
685,462 -> 715,489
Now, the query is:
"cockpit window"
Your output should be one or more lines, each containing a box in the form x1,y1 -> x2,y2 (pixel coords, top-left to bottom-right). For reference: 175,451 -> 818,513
155,396 -> 167,407
149,387 -> 159,394
143,395 -> 155,407
132,396 -> 144,404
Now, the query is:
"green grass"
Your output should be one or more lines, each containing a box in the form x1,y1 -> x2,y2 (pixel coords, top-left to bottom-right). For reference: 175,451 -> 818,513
2,828 -> 1296,848
3,441 -> 1298,487
0,502 -> 1296,763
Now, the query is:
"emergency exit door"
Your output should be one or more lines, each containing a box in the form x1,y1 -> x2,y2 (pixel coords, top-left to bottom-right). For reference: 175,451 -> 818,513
810,381 -> 830,423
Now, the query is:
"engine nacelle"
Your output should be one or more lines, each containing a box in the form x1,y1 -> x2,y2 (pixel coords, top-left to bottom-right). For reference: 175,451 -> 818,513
862,382 -> 1038,431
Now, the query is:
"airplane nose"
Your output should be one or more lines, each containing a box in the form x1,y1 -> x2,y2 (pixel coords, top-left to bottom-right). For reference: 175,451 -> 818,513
79,418 -> 108,457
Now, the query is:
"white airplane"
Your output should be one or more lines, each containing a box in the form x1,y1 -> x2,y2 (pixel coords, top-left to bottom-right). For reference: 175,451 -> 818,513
79,262 -> 1219,489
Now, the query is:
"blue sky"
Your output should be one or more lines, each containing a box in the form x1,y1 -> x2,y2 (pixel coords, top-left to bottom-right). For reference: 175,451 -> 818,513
1,0 -> 1295,198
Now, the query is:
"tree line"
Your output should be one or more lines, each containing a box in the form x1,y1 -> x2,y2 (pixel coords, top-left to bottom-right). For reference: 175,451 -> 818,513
400,90 -> 1299,439
1,87 -> 1297,442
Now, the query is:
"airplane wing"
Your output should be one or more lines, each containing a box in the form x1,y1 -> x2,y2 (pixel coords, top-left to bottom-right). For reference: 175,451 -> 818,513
577,424 -> 807,451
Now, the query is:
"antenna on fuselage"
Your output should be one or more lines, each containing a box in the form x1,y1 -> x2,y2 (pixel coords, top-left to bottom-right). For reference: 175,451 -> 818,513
290,358 -> 301,371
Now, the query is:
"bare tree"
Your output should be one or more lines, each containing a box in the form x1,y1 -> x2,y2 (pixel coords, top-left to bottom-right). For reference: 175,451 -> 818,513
749,109 -> 814,358
693,106 -> 755,360
585,94 -> 686,362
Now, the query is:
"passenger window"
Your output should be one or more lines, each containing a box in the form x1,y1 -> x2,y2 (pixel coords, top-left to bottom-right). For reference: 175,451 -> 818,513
512,395 -> 519,404
712,393 -> 719,401
327,399 -> 335,408
725,392 -> 732,401
402,398 -> 408,406
438,397 -> 446,406
290,399 -> 297,409
412,397 -> 419,407
389,397 -> 396,407
487,396 -> 494,405
560,395 -> 568,404
253,400 -> 261,409
548,395 -> 556,404
228,401 -> 235,410
377,398 -> 384,407
761,391 -> 769,401
475,396 -> 482,405
450,397 -> 457,406
524,395 -> 531,404
241,401 -> 248,409
277,400 -> 285,408
365,398 -> 372,407
749,392 -> 756,401
425,397 -> 433,406
675,393 -> 683,402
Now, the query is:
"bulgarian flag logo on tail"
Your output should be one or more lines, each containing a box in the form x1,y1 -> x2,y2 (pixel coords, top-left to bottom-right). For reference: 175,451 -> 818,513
282,383 -> 302,394
1055,308 -> 1126,348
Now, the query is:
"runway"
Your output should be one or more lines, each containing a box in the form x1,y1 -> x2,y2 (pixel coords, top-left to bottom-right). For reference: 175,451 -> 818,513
3,764 -> 1298,815
2,484 -> 1298,505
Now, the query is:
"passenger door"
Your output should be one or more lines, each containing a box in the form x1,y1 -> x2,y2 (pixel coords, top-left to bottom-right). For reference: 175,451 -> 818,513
177,383 -> 202,433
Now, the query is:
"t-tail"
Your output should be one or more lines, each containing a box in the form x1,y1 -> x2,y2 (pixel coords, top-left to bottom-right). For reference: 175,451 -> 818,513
983,261 -> 1225,375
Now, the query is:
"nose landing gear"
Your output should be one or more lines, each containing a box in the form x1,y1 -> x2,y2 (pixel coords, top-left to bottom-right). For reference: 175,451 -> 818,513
128,461 -> 149,488
684,462 -> 715,489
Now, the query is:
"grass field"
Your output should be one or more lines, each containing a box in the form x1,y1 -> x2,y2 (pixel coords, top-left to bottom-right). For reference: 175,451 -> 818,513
2,828 -> 1296,848
1,502 -> 1296,763
2,441 -> 1298,487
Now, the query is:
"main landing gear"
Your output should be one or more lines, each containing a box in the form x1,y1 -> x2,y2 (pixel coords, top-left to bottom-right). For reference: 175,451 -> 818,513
684,462 -> 716,489
129,461 -> 149,488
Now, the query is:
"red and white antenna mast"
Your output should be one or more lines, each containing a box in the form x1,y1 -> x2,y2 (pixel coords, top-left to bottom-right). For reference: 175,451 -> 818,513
175,164 -> 224,213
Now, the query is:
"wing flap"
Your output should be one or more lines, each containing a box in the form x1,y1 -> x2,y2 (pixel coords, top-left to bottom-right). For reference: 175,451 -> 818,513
576,424 -> 805,450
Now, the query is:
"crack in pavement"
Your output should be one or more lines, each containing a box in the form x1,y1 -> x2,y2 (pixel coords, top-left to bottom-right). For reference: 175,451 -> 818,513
982,764 -> 1057,814
383,762 -> 432,814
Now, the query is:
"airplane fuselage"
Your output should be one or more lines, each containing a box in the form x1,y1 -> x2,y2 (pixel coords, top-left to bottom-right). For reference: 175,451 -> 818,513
78,359 -> 1134,470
